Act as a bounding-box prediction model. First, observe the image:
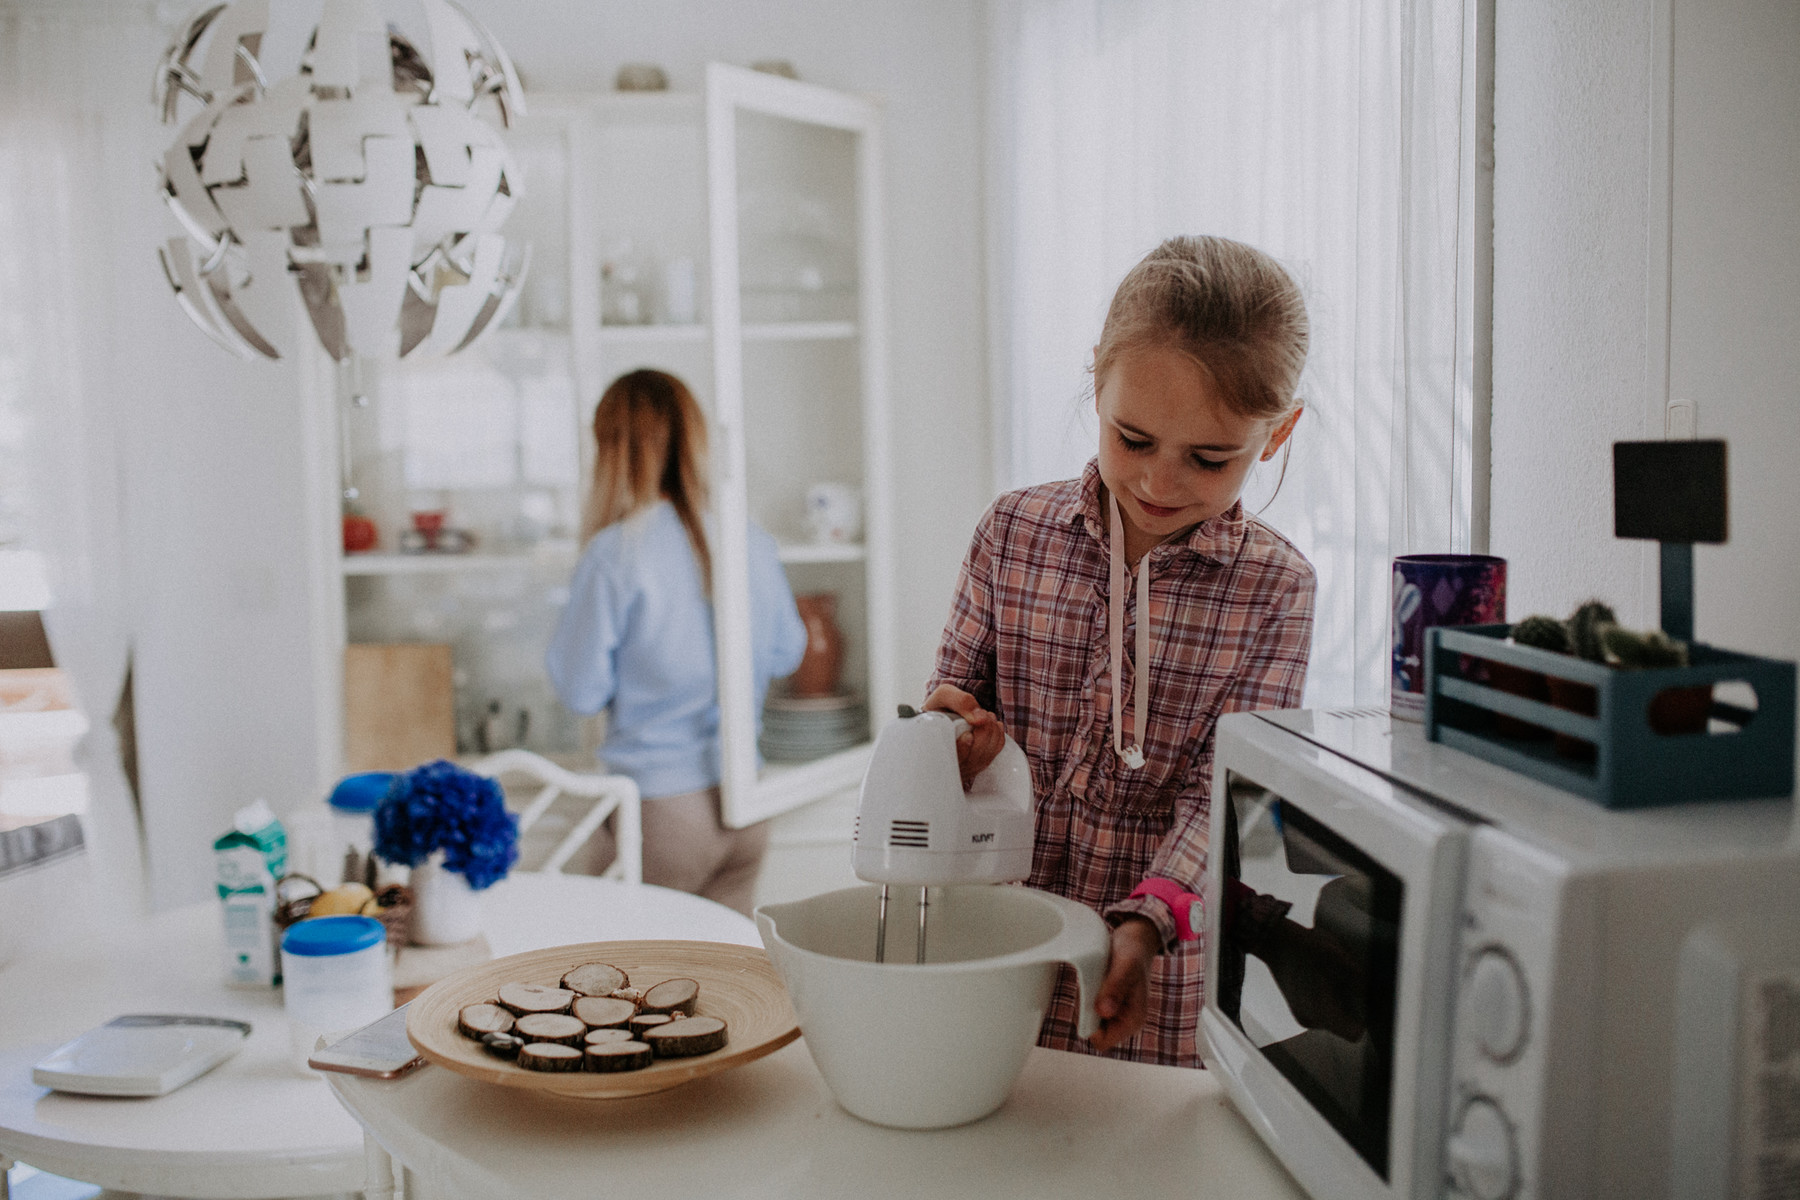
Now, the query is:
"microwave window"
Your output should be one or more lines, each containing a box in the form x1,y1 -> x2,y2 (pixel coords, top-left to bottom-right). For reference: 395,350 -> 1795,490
1217,771 -> 1404,1180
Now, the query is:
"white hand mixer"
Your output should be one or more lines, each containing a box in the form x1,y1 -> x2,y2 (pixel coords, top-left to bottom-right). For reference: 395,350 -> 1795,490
852,706 -> 1036,963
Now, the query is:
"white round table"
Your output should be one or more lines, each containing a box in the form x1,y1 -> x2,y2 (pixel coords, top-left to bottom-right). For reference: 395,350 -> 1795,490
0,874 -> 756,1199
325,1038 -> 1308,1200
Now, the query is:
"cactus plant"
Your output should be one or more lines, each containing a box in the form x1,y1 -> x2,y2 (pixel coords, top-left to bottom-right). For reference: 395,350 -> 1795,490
1567,600 -> 1618,663
1600,625 -> 1689,670
1510,614 -> 1572,654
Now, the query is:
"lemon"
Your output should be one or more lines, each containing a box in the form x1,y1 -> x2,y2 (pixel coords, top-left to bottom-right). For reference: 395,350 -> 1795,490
309,883 -> 375,917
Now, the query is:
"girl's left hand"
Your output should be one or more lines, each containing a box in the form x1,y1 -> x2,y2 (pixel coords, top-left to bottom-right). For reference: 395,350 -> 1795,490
1088,915 -> 1159,1053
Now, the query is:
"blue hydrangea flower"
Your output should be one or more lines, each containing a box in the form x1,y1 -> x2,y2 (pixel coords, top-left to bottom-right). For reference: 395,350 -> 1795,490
371,760 -> 519,890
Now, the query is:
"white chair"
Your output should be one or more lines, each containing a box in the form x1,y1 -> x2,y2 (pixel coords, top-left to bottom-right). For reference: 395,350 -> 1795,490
470,750 -> 642,884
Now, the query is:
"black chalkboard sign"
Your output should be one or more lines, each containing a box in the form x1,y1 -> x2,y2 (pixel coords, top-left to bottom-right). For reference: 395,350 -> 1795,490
1613,440 -> 1727,544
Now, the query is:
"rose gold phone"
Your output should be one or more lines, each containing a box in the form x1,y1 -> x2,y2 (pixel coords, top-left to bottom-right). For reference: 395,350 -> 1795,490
307,1003 -> 427,1079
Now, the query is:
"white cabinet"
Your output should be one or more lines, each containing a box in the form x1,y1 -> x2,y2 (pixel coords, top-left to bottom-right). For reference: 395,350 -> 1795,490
702,64 -> 893,828
328,67 -> 892,828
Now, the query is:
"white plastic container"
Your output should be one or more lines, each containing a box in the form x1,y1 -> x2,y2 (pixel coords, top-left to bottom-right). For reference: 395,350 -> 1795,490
280,915 -> 393,1074
755,884 -> 1110,1129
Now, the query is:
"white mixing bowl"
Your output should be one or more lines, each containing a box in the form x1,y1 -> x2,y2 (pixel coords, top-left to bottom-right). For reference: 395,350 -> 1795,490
755,884 -> 1110,1129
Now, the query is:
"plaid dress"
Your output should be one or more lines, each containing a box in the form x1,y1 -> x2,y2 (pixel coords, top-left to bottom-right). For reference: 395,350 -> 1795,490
928,460 -> 1314,1067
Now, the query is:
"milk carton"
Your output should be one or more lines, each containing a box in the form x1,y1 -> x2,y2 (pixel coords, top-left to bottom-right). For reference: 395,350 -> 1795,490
214,799 -> 287,987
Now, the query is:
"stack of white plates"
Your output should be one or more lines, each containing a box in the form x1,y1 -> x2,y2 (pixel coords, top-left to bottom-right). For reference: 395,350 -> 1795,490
760,691 -> 868,763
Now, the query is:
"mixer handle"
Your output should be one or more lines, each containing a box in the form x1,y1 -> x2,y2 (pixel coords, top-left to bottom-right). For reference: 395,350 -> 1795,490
896,703 -> 972,741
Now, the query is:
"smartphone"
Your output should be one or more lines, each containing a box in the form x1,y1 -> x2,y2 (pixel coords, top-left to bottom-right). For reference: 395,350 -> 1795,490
307,1003 -> 428,1079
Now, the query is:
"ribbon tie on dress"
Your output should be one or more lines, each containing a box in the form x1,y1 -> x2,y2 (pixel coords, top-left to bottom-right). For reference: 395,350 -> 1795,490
1108,494 -> 1151,770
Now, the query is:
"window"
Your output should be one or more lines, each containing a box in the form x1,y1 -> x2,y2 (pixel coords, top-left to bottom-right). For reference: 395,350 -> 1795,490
987,0 -> 1487,706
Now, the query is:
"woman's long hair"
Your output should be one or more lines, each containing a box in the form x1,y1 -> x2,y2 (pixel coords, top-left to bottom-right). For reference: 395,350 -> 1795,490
580,369 -> 711,589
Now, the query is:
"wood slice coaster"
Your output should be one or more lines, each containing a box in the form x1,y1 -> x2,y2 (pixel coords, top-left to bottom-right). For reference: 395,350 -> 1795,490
518,1042 -> 584,1072
457,1002 -> 514,1040
561,962 -> 628,995
407,940 -> 799,1099
584,1040 -> 654,1072
628,1013 -> 676,1037
640,977 -> 700,1015
570,996 -> 637,1029
513,1013 -> 587,1046
643,1015 -> 728,1058
497,983 -> 575,1016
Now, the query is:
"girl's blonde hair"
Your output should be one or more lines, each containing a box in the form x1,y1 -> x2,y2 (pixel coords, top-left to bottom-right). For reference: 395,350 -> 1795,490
1094,235 -> 1309,423
581,369 -> 711,588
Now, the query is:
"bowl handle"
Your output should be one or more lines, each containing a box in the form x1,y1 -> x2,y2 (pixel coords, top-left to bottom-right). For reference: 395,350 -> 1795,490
1039,897 -> 1112,1040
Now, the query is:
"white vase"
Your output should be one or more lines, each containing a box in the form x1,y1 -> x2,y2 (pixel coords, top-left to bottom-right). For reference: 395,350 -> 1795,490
409,854 -> 482,945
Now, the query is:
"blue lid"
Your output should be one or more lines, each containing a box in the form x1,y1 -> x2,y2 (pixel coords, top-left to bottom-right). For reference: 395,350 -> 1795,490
329,771 -> 393,814
282,915 -> 386,956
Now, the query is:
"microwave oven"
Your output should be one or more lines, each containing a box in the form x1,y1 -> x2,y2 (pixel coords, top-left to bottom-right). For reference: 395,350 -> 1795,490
1201,707 -> 1800,1200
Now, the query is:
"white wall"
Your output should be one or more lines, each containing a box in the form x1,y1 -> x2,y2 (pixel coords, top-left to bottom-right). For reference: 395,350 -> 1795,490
1490,0 -> 1658,626
123,328 -> 339,910
1667,0 -> 1800,660
7,8 -> 342,911
1491,0 -> 1800,661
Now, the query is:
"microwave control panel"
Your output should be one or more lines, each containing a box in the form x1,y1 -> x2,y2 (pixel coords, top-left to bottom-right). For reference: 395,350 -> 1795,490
1444,825 -> 1571,1200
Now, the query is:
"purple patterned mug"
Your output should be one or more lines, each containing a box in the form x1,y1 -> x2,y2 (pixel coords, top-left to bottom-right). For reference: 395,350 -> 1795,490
1390,554 -> 1507,721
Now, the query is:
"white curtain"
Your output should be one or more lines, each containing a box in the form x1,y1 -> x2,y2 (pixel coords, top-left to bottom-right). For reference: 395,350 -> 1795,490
986,0 -> 1477,707
0,5 -> 157,933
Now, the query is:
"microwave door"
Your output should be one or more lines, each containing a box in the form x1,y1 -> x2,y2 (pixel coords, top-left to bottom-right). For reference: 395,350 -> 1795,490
1218,786 -> 1406,1176
1203,714 -> 1470,1200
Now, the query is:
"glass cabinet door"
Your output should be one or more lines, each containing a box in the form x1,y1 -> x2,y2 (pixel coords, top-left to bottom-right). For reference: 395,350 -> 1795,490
705,64 -> 893,828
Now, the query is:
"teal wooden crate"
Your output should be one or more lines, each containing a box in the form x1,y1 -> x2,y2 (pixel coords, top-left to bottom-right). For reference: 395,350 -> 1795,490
1423,624 -> 1795,808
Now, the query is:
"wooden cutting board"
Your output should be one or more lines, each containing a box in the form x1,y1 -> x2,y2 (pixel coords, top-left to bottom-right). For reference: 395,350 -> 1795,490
343,643 -> 457,771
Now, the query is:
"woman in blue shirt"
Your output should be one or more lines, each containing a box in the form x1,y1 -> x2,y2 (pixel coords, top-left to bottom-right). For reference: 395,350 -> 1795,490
547,369 -> 806,915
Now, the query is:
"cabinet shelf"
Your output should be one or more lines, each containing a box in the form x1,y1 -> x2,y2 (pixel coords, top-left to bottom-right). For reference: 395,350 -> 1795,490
743,321 -> 857,342
485,326 -> 571,346
597,323 -> 709,344
758,743 -> 875,809
776,541 -> 865,564
342,548 -> 576,577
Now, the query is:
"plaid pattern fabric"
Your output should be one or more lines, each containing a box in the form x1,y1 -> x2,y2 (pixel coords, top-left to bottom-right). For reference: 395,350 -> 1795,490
928,459 -> 1314,1067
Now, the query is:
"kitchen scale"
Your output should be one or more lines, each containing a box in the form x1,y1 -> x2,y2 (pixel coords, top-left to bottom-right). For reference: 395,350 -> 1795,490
33,1014 -> 252,1097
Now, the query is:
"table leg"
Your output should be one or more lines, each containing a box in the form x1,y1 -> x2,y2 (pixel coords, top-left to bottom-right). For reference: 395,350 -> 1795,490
364,1131 -> 401,1200
1,1152 -> 12,1200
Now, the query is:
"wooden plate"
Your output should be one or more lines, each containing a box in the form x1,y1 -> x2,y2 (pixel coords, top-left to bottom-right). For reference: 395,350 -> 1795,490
407,940 -> 799,1099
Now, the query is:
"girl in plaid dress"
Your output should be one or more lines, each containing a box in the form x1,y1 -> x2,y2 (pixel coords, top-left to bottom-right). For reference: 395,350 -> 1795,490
926,236 -> 1315,1068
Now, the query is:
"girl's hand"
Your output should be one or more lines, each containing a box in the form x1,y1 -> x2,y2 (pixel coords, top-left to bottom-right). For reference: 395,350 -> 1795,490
922,684 -> 1005,789
1088,916 -> 1159,1053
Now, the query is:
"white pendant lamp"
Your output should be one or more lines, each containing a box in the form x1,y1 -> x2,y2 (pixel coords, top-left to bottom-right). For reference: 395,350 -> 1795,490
154,0 -> 529,361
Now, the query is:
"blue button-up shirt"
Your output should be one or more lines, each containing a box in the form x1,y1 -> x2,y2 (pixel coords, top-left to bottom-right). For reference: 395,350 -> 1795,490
546,502 -> 807,799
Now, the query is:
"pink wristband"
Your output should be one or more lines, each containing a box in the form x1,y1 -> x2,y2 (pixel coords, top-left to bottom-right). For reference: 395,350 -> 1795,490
1128,878 -> 1204,943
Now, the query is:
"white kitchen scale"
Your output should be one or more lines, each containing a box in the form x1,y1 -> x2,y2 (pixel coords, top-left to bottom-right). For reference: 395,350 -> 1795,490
32,1014 -> 252,1097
